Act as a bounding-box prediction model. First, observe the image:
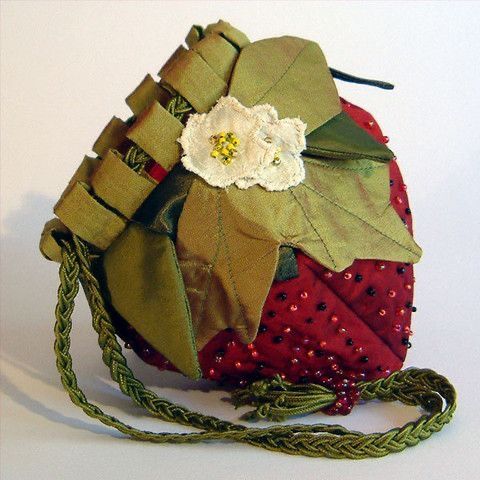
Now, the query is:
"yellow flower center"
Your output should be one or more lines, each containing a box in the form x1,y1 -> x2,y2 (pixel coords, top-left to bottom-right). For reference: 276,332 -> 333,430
210,131 -> 240,165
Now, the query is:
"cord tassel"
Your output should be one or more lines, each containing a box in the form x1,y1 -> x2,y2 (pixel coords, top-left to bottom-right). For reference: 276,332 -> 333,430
231,375 -> 337,421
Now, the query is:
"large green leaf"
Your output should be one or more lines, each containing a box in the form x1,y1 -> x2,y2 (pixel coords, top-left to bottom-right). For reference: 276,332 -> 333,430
228,36 -> 341,134
175,161 -> 421,347
103,223 -> 201,379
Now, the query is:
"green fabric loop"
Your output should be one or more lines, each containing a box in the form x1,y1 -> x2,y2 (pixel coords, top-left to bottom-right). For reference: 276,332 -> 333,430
53,235 -> 456,459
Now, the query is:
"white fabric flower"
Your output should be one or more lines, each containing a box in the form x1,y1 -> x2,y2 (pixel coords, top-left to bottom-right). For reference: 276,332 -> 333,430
179,96 -> 307,191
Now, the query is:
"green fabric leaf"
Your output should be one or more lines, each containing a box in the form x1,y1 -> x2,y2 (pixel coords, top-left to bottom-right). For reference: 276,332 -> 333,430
305,111 -> 394,162
175,179 -> 280,349
175,161 -> 421,347
103,223 -> 201,379
228,36 -> 341,134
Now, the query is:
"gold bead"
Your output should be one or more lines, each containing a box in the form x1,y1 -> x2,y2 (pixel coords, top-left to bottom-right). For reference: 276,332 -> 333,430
210,131 -> 239,165
272,146 -> 282,165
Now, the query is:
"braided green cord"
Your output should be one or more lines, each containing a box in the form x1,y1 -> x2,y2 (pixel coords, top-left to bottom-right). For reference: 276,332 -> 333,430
123,147 -> 151,173
166,94 -> 193,122
53,235 -> 456,458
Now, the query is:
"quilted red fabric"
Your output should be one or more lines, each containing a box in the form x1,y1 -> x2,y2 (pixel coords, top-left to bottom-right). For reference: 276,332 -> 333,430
115,99 -> 416,414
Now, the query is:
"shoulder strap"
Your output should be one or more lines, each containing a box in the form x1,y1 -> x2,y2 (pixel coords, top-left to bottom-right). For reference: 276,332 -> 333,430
54,235 -> 456,458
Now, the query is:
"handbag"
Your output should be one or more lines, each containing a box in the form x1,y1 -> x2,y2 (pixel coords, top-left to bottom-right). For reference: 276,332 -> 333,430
40,20 -> 456,459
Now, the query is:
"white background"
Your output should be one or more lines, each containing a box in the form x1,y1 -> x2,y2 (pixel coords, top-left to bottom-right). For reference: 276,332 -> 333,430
1,1 -> 480,479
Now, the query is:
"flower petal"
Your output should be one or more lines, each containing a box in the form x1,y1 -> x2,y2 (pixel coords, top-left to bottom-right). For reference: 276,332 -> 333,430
248,116 -> 307,191
257,153 -> 306,191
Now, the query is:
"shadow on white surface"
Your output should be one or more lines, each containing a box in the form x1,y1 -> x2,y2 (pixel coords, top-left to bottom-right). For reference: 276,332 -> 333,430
0,367 -> 122,438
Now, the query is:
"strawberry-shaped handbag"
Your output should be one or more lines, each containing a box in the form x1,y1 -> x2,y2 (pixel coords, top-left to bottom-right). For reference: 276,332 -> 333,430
40,21 -> 456,458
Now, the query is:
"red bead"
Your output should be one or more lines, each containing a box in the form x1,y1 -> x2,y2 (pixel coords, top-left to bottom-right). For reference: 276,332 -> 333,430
250,351 -> 258,359
289,303 -> 298,312
307,350 -> 315,358
394,324 -> 402,332
375,262 -> 386,271
247,343 -> 255,350
383,135 -> 390,143
367,120 -> 375,128
283,327 -> 292,334
388,289 -> 397,298
394,196 -> 403,205
208,368 -> 216,377
227,340 -> 236,348
290,358 -> 299,365
319,340 -> 327,348
235,361 -> 242,369
354,346 -> 363,353
378,308 -> 387,316
343,272 -> 352,280
324,271 -> 333,279
337,327 -> 347,335
400,183 -> 407,191
405,283 -> 413,291
300,291 -> 309,299
396,307 -> 406,316
330,314 -> 339,323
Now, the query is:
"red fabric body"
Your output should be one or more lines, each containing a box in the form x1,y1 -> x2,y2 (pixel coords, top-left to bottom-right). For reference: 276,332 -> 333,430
119,99 -> 416,413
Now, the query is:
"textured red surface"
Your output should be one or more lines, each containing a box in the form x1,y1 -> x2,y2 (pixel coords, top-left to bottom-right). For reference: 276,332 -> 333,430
117,99 -> 416,413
